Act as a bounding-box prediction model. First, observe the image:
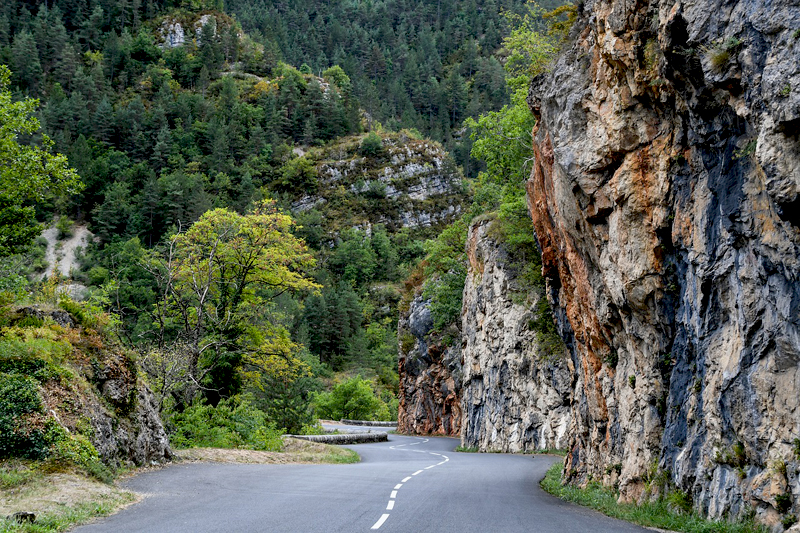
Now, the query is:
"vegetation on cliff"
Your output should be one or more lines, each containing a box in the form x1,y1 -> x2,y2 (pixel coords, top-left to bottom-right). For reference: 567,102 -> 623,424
410,2 -> 569,351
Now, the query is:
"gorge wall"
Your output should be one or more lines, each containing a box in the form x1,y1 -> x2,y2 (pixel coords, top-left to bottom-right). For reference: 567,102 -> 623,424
397,294 -> 463,436
397,219 -> 573,448
461,219 -> 572,452
527,0 -> 800,526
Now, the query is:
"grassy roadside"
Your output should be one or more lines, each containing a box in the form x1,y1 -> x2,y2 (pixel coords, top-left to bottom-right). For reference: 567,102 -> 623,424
175,437 -> 360,465
540,461 -> 768,533
0,461 -> 137,533
1,439 -> 358,532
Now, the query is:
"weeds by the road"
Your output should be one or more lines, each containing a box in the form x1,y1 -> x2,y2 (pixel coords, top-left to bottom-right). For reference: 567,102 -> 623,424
175,437 -> 360,465
321,448 -> 360,464
454,446 -> 479,453
0,464 -> 137,533
540,461 -> 768,533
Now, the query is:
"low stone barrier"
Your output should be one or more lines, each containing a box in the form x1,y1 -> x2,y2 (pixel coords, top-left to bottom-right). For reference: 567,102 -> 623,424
340,420 -> 398,427
285,432 -> 388,444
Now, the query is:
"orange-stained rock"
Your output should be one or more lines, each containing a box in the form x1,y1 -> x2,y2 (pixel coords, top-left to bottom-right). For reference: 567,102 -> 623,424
527,0 -> 800,523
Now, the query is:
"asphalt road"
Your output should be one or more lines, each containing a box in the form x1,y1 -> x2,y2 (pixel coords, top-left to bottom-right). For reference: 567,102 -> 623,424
76,433 -> 648,533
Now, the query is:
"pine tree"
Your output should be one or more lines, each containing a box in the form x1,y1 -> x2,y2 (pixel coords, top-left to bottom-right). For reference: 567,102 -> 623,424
11,31 -> 43,94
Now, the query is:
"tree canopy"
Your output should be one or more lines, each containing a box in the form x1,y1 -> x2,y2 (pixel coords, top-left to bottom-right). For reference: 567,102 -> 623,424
144,200 -> 319,406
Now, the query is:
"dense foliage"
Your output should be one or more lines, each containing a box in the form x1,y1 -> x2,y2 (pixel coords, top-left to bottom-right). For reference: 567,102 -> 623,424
0,311 -> 119,481
169,395 -> 284,450
0,0 -> 571,451
0,65 -> 81,256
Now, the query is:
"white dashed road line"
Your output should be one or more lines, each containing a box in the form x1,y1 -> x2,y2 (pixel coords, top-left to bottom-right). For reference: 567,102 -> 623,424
371,514 -> 390,530
370,438 -> 450,530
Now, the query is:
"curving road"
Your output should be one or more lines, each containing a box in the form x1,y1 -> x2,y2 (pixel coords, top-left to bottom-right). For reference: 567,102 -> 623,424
76,432 -> 647,533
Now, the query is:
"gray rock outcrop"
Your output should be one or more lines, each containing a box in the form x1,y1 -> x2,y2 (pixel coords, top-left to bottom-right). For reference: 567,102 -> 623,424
397,296 -> 462,436
460,220 -> 572,452
527,0 -> 800,526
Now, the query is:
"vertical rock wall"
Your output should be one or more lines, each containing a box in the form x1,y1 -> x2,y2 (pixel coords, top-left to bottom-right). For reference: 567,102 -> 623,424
397,220 -> 574,450
461,219 -> 572,452
397,295 -> 462,436
527,0 -> 800,525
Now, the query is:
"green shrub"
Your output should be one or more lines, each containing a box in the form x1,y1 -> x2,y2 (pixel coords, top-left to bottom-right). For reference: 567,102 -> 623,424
87,266 -> 110,286
399,332 -> 416,354
275,156 -> 318,194
0,336 -> 72,382
299,421 -> 325,435
56,216 -> 75,240
251,425 -> 284,451
0,373 -> 49,459
46,425 -> 111,482
666,489 -> 693,514
169,395 -> 284,451
311,375 -> 388,421
58,297 -> 112,331
775,493 -> 792,514
359,132 -> 383,157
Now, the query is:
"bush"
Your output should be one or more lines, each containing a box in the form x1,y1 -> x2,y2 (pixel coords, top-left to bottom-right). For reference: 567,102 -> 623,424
275,156 -> 318,194
56,216 -> 75,240
311,375 -> 389,421
0,373 -> 49,459
0,335 -> 72,382
169,395 -> 284,451
359,132 -> 383,157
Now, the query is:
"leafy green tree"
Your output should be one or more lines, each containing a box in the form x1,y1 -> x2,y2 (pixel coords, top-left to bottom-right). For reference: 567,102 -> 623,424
0,65 -> 81,256
311,375 -> 386,421
144,200 -> 319,405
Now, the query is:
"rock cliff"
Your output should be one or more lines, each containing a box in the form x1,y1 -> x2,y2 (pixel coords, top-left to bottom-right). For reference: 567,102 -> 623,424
527,0 -> 800,525
460,219 -> 572,452
397,219 -> 574,447
397,295 -> 462,436
3,306 -> 172,467
291,132 -> 465,235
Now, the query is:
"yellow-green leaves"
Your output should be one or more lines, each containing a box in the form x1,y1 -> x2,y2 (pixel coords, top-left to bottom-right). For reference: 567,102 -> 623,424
146,200 -> 319,404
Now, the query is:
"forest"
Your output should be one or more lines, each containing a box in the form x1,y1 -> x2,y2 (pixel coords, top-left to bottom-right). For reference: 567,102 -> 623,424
0,0 -> 569,447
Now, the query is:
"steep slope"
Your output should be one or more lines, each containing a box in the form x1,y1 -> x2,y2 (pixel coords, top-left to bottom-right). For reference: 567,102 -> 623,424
397,294 -> 463,436
527,0 -> 799,525
290,131 -> 465,234
397,218 -> 573,446
1,305 -> 171,468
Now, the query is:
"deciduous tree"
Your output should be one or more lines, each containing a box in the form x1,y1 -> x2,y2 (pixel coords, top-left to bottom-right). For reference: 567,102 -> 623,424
0,65 -> 81,256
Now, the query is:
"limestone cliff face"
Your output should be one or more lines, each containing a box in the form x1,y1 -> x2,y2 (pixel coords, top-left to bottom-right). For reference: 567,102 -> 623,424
397,296 -> 462,436
461,219 -> 572,452
397,220 -> 574,448
527,0 -> 800,524
291,132 -> 465,234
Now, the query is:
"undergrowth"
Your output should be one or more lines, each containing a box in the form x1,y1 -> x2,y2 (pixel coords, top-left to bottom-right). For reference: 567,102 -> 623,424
540,461 -> 768,533
169,395 -> 284,451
